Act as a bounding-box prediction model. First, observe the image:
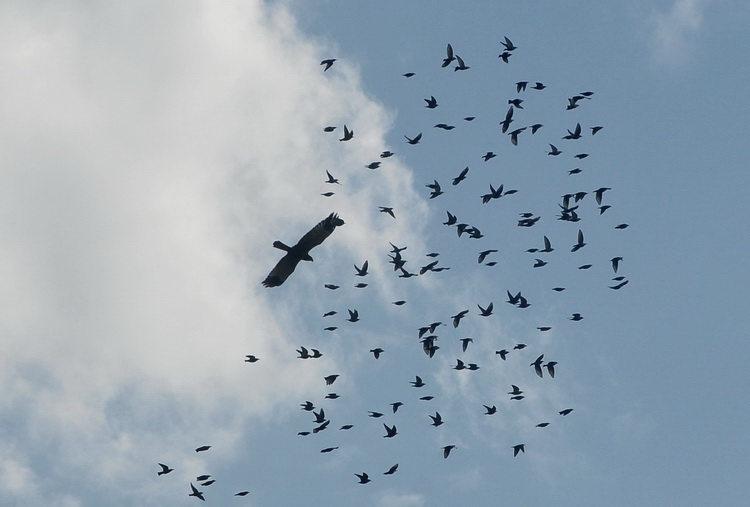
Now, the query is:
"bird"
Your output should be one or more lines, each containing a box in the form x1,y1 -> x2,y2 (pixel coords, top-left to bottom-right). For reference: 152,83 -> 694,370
533,259 -> 547,268
244,355 -> 259,363
536,422 -> 550,428
444,211 -> 457,225
453,359 -> 466,371
451,310 -> 469,328
368,411 -> 384,418
548,144 -> 562,156
157,463 -> 173,476
320,58 -> 336,71
189,483 -> 205,501
530,354 -> 545,378
200,480 -> 215,487
559,408 -> 574,416
501,36 -> 517,51
484,405 -> 497,415
452,166 -> 469,185
609,279 -> 629,290
574,153 -> 589,159
339,125 -> 353,141
355,472 -> 371,484
195,446 -> 211,453
320,447 -> 338,453
509,127 -> 526,146
426,180 -> 443,198
516,81 -> 528,92
532,82 -> 546,90
300,401 -> 314,411
383,464 -> 399,475
496,349 -> 509,360
320,192 -> 334,197
578,264 -> 592,270
512,444 -> 525,457
411,376 -> 425,388
482,151 -> 497,161
429,412 -> 444,427
354,260 -> 369,276
323,126 -> 336,132
325,170 -> 340,184
530,123 -> 544,133
262,213 -> 345,287
403,72 -> 415,78
313,420 -> 330,433
380,150 -> 394,158
390,402 -> 403,413
442,445 -> 456,458
563,122 -> 582,140
611,256 -> 623,273
460,338 -> 473,352
571,229 -> 586,252
513,343 -> 527,350
570,313 -> 583,321
442,43 -> 455,67
365,161 -> 381,170
594,187 -> 611,205
424,96 -> 438,108
545,361 -> 558,378
235,491 -> 250,496
498,51 -> 512,63
347,309 -> 359,322
454,54 -> 469,71
324,374 -> 339,385
478,249 -> 498,263
405,133 -> 423,144
508,385 -> 523,396
324,284 -> 339,290
500,106 -> 514,133
370,348 -> 384,359
615,223 -> 630,229
591,125 -> 604,135
393,300 -> 406,306
340,424 -> 354,430
325,393 -> 340,399
383,424 -> 398,438
313,409 -> 326,424
478,302 -> 493,316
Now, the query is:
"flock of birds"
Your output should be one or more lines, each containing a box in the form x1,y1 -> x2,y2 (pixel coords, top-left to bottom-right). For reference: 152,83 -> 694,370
158,37 -> 630,502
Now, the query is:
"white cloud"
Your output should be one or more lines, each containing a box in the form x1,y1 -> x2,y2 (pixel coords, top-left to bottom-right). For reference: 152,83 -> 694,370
0,0 -> 427,503
649,0 -> 708,65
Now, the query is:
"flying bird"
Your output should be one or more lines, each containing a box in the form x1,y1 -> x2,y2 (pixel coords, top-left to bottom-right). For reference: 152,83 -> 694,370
451,310 -> 469,328
347,309 -> 359,322
512,444 -> 526,457
325,170 -> 339,184
324,374 -> 339,385
442,43 -> 455,67
530,354 -> 545,378
244,355 -> 259,363
355,472 -> 371,484
406,133 -> 423,144
189,483 -> 205,501
195,446 -> 211,453
559,408 -> 574,416
370,348 -> 384,359
429,412 -> 443,426
484,405 -> 497,415
383,424 -> 398,438
383,464 -> 399,475
354,260 -> 369,276
545,361 -> 558,378
157,463 -> 173,476
262,213 -> 345,287
339,124 -> 353,141
320,58 -> 336,71
320,447 -> 338,453
454,55 -> 469,71
611,256 -> 623,273
571,229 -> 586,252
478,302 -> 494,316
411,376 -> 425,388
452,166 -> 469,185
478,249 -> 498,263
442,445 -> 456,458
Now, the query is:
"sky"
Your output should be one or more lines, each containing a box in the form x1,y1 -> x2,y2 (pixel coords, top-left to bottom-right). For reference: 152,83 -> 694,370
1,0 -> 749,505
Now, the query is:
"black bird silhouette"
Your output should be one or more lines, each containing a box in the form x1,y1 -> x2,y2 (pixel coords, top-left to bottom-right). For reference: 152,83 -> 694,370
424,96 -> 438,108
411,376 -> 425,388
320,447 -> 338,453
594,187 -> 611,205
323,126 -> 336,132
532,82 -> 546,90
235,491 -> 250,496
516,81 -> 528,92
451,310 -> 469,328
478,302 -> 494,316
591,125 -> 604,135
355,472 -> 371,484
366,161 -> 381,170
368,411 -> 384,418
531,354 -> 545,378
244,355 -> 259,363
478,249 -> 498,263
609,279 -> 629,290
570,313 -> 583,321
262,213 -> 345,287
501,36 -> 517,51
514,343 -> 527,350
545,361 -> 558,378
347,309 -> 359,322
533,258 -> 547,268
354,260 -> 369,276
498,51 -> 512,63
442,44 -> 455,67
444,211 -> 457,225
512,444 -> 525,457
454,55 -> 469,71
301,401 -> 314,411
320,58 -> 336,71
324,375 -> 339,385
324,284 -> 339,290
339,125 -> 353,141
406,133 -> 423,144
370,348 -> 384,359
383,424 -> 398,438
403,72 -> 415,78
383,464 -> 399,475
442,445 -> 456,458
548,144 -> 562,156
508,385 -> 523,396
571,229 -> 586,252
453,359 -> 466,371
559,408 -> 574,416
496,349 -> 509,360
615,223 -> 630,229
563,122 -> 582,140
380,150 -> 394,158
530,123 -> 544,133
426,180 -> 443,199
325,170 -> 340,184
430,412 -> 443,426
500,106 -> 514,133
340,424 -> 354,430
189,483 -> 205,501
452,166 -> 469,185
536,422 -> 550,428
195,446 -> 211,453
157,463 -> 173,476
482,151 -> 497,161
460,338 -> 473,352
391,402 -> 403,413
484,405 -> 497,415
611,256 -> 623,273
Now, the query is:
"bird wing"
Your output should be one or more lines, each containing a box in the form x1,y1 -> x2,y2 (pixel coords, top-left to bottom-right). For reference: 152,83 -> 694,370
262,253 -> 300,287
296,213 -> 342,252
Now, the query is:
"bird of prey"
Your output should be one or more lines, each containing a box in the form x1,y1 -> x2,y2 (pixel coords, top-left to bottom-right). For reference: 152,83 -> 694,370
442,44 -> 455,67
571,229 -> 586,252
244,355 -> 259,363
611,256 -> 623,273
531,354 -> 545,378
512,444 -> 525,457
354,260 -> 369,276
262,213 -> 344,287
339,125 -> 353,141
411,376 -> 425,388
324,375 -> 339,385
478,302 -> 494,316
405,133 -> 423,144
195,446 -> 211,453
320,58 -> 336,71
355,473 -> 371,484
370,348 -> 384,359
429,412 -> 443,426
157,463 -> 173,476
189,483 -> 205,501
452,166 -> 469,185
442,445 -> 456,458
347,309 -> 359,322
383,424 -> 398,438
383,464 -> 399,475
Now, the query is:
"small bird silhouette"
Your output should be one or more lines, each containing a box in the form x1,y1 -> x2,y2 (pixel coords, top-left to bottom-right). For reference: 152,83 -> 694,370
195,446 -> 211,453
320,58 -> 336,71
189,483 -> 205,501
512,444 -> 525,457
355,472 -> 371,484
442,445 -> 456,458
157,463 -> 173,476
383,464 -> 399,475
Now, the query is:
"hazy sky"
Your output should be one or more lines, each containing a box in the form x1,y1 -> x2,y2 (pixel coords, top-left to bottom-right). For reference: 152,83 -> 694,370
1,1 -> 749,506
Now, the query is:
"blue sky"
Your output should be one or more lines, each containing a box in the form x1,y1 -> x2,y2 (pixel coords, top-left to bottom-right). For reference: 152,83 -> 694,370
1,1 -> 748,506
